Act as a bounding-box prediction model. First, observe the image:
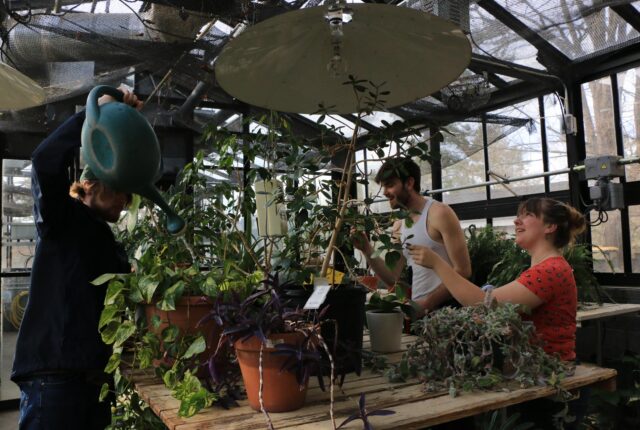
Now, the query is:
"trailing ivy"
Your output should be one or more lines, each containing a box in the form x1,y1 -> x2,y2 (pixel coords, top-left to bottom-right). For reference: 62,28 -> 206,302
389,302 -> 572,397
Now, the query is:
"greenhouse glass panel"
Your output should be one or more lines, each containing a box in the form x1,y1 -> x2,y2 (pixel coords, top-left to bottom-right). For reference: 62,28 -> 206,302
442,122 -> 485,204
469,2 -> 543,70
617,67 -> 640,182
487,99 -> 544,199
1,159 -> 35,401
583,77 -> 617,157
460,218 -> 487,235
496,0 -> 640,60
590,209 -> 624,274
543,94 -> 569,191
630,205 -> 640,273
492,216 -> 516,237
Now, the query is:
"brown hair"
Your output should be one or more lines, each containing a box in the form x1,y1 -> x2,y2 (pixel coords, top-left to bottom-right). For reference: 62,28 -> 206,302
517,197 -> 586,248
69,181 -> 132,205
374,157 -> 421,192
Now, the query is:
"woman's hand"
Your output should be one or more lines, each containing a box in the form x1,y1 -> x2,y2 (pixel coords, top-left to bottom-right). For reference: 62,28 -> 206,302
407,244 -> 440,268
97,87 -> 144,111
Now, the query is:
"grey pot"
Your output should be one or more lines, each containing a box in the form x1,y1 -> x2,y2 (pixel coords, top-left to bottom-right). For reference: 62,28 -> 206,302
366,310 -> 404,353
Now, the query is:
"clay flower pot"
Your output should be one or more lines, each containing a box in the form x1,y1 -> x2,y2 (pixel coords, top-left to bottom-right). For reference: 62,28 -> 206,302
144,296 -> 220,363
234,332 -> 308,412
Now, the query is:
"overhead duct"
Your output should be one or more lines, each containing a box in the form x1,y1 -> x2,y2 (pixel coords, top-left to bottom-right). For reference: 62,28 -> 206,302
1,13 -> 152,67
402,0 -> 472,34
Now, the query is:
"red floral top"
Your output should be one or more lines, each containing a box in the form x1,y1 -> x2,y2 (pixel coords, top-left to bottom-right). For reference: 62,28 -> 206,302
517,256 -> 577,361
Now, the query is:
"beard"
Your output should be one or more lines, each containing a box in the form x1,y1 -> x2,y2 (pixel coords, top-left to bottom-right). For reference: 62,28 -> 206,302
389,188 -> 411,209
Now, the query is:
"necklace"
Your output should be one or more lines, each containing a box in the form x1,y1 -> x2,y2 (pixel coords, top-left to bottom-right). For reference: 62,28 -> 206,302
533,251 -> 560,266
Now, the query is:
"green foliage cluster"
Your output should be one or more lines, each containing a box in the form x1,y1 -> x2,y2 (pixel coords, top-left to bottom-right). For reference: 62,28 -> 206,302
387,303 -> 572,397
465,224 -> 518,287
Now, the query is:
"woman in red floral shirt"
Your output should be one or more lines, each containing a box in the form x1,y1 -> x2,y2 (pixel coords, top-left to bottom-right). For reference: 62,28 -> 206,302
408,197 -> 586,361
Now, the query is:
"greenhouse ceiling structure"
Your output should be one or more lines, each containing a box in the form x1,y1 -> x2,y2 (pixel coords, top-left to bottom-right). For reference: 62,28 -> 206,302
0,0 -> 638,142
1,1 -> 640,279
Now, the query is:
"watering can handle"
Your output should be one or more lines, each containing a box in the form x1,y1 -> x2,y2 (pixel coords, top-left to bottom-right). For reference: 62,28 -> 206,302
86,85 -> 125,127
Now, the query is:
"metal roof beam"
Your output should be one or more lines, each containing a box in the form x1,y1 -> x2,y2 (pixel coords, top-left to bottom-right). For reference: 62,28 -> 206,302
476,0 -> 571,73
470,54 -> 559,84
611,4 -> 640,33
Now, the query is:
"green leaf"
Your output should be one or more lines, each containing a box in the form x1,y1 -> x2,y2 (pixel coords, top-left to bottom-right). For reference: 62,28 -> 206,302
99,383 -> 110,402
162,325 -> 180,343
159,281 -> 185,311
104,352 -> 121,374
91,273 -> 117,286
98,305 -> 119,330
104,280 -> 124,305
385,251 -> 401,270
101,321 -> 119,344
139,275 -> 160,304
183,336 -> 206,359
113,321 -> 136,347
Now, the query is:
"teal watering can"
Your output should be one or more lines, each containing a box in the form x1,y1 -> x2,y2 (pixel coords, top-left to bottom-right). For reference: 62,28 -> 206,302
80,85 -> 186,234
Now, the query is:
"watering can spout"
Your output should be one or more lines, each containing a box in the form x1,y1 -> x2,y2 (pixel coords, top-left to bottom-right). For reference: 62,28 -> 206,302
141,186 -> 186,235
81,85 -> 186,234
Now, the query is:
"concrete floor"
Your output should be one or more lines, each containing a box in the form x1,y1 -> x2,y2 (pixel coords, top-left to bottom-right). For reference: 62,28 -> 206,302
0,408 -> 19,430
1,330 -> 19,430
1,331 -> 20,402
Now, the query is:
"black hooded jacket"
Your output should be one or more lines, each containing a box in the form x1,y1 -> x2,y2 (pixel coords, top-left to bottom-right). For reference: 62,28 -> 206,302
12,111 -> 130,381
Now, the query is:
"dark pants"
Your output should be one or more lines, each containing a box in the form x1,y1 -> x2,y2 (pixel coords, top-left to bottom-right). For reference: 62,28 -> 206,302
17,373 -> 111,430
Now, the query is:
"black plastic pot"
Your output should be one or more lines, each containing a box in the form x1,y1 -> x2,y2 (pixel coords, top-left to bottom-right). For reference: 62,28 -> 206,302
284,284 -> 366,376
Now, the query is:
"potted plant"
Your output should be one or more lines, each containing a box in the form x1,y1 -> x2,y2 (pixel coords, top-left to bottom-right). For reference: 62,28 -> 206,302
365,283 -> 420,353
204,274 -> 332,415
93,152 -> 266,418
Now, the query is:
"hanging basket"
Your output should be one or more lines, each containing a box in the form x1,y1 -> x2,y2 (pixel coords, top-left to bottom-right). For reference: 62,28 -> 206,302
441,74 -> 491,112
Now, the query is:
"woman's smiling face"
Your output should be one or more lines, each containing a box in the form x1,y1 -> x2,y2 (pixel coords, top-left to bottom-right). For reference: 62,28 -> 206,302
513,210 -> 548,250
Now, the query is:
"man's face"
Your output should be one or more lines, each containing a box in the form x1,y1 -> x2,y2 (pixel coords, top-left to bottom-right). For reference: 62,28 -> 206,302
382,178 -> 411,209
86,182 -> 130,223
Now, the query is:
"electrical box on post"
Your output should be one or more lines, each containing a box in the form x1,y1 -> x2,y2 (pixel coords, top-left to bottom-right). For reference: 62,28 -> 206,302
584,155 -> 625,180
583,155 -> 625,211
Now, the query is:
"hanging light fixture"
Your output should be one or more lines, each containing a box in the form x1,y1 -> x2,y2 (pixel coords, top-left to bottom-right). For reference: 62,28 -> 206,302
215,3 -> 471,114
0,62 -> 45,110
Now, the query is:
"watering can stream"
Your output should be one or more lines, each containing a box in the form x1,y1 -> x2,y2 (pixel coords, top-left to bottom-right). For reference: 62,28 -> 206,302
80,85 -> 186,234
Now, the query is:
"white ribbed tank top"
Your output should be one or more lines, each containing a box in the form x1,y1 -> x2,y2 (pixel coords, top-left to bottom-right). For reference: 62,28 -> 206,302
400,199 -> 452,300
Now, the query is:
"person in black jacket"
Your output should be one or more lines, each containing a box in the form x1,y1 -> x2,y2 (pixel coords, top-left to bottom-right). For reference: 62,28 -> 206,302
12,89 -> 141,430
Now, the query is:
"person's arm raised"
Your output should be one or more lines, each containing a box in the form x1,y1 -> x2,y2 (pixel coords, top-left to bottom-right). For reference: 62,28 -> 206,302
351,221 -> 405,287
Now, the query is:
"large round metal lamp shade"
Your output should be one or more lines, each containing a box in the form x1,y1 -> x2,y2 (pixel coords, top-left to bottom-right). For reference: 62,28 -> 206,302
0,63 -> 45,110
215,4 -> 471,114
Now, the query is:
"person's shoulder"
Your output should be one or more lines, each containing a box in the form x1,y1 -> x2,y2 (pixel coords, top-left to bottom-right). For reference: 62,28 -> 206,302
428,199 -> 460,222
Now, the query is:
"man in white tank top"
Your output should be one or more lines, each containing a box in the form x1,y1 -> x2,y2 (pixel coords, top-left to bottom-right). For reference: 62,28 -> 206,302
352,158 -> 471,314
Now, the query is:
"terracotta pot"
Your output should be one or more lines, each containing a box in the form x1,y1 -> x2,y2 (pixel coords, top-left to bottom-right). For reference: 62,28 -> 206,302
144,296 -> 220,362
234,332 -> 308,412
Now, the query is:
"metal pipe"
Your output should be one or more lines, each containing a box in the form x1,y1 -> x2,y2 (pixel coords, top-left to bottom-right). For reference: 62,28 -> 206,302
424,155 -> 640,196
425,166 -> 576,196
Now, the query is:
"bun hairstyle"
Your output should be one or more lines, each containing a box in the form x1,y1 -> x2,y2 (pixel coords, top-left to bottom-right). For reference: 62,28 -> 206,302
517,197 -> 586,248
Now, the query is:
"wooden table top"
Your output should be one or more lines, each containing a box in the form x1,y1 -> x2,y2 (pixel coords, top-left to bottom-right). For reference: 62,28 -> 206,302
576,302 -> 640,323
128,334 -> 617,429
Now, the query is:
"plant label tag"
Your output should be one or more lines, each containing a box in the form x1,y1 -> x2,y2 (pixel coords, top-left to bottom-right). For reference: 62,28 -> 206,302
304,278 -> 331,310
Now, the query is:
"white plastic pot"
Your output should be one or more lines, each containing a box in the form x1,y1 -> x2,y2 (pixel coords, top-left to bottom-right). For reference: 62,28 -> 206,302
366,310 -> 404,353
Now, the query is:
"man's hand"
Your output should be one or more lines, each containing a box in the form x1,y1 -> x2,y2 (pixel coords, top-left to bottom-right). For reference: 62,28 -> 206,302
407,244 -> 441,268
97,87 -> 144,111
351,227 -> 373,258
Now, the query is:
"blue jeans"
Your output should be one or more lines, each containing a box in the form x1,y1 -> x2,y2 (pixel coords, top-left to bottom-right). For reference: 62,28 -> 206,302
17,373 -> 111,430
